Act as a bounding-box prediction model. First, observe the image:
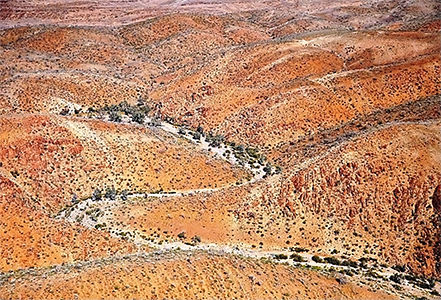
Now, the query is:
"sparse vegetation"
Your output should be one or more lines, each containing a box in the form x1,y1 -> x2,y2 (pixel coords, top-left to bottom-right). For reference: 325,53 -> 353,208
274,254 -> 288,260
109,111 -> 122,122
0,4 -> 439,300
312,255 -> 323,263
289,253 -> 305,262
324,257 -> 341,266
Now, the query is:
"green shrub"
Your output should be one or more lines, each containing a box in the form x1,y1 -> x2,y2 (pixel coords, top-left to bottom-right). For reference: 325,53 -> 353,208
312,255 -> 323,263
92,188 -> 102,201
191,235 -> 201,243
324,256 -> 341,265
392,264 -> 406,272
274,254 -> 288,260
389,274 -> 401,284
342,260 -> 358,268
120,190 -> 128,201
105,186 -> 116,201
290,253 -> 305,262
109,111 -> 122,122
131,110 -> 145,124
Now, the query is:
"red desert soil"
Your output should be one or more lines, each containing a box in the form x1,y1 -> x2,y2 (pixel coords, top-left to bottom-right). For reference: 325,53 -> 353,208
0,175 -> 138,272
0,0 -> 440,299
105,122 -> 440,276
0,114 -> 247,213
0,251 -> 396,300
149,33 -> 440,149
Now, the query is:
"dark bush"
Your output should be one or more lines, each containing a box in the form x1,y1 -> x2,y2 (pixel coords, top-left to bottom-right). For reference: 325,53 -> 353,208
312,255 -> 323,263
131,110 -> 145,124
149,116 -> 161,127
392,264 -> 406,272
389,274 -> 401,284
263,164 -> 272,175
342,260 -> 358,268
105,186 -> 116,201
274,254 -> 288,260
192,236 -> 201,243
324,256 -> 341,265
109,111 -> 122,122
290,253 -> 305,262
92,188 -> 102,201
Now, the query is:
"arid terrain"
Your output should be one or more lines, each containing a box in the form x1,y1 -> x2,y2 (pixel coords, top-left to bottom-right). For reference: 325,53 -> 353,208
0,0 -> 440,299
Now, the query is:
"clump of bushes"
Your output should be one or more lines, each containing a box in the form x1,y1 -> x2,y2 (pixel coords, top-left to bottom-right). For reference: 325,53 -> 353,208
206,134 -> 225,147
109,111 -> 122,122
358,257 -> 369,269
389,274 -> 401,284
131,111 -> 145,124
312,255 -> 323,263
92,188 -> 102,201
120,190 -> 128,201
191,235 -> 201,244
365,269 -> 382,279
92,98 -> 152,125
392,264 -> 406,273
191,131 -> 201,140
290,253 -> 305,262
149,116 -> 161,127
324,256 -> 341,265
341,260 -> 358,268
274,254 -> 288,260
105,186 -> 116,199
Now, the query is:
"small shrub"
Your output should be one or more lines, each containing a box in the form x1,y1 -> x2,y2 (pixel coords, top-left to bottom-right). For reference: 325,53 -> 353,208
342,260 -> 358,268
324,256 -> 341,265
274,254 -> 288,260
109,111 -> 122,122
312,255 -> 323,263
290,253 -> 305,262
71,193 -> 79,204
105,186 -> 116,201
389,274 -> 401,284
392,264 -> 406,273
92,188 -> 102,201
191,235 -> 201,243
131,111 -> 145,124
